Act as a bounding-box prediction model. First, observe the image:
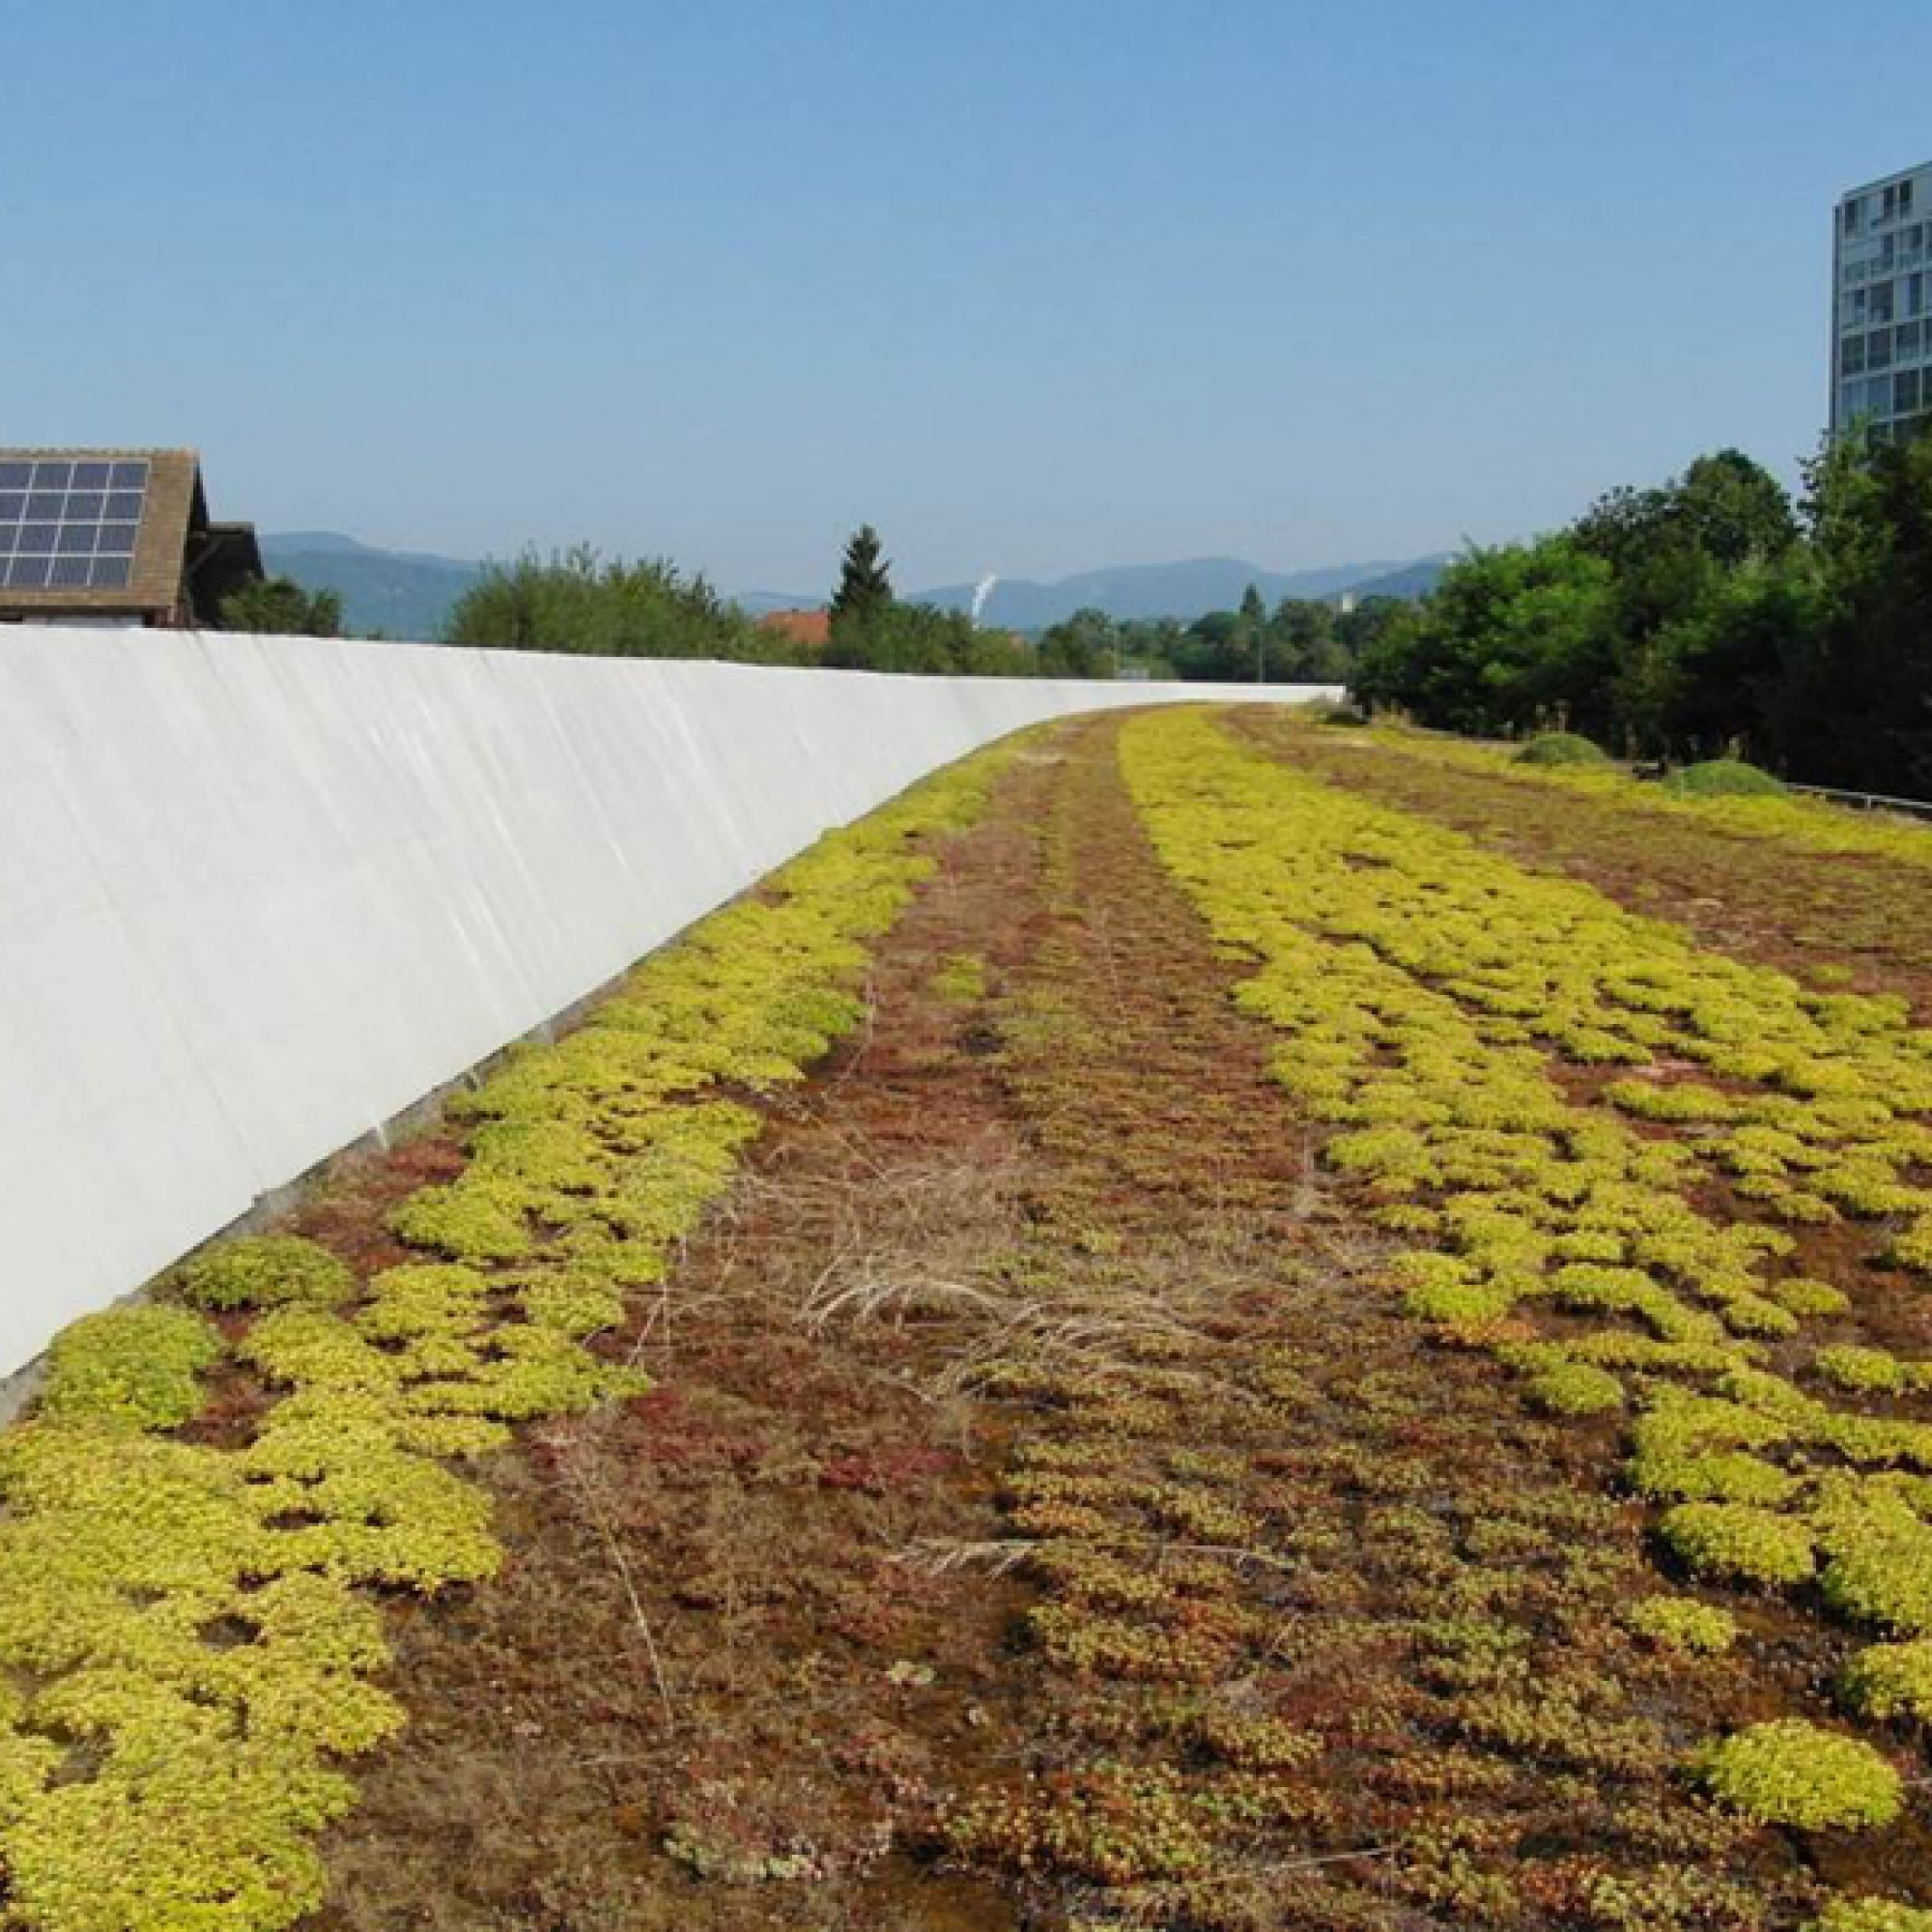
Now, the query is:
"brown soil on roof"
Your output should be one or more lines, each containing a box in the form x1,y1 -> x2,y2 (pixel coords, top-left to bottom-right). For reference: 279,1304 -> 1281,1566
294,714 -> 1931,1930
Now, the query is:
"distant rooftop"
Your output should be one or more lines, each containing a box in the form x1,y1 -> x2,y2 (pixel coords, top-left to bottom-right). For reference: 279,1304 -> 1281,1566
755,607 -> 832,650
1838,158 -> 1932,203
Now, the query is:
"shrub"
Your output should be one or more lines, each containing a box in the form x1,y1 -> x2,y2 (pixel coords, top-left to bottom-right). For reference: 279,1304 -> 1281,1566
1605,1077 -> 1739,1123
387,1176 -> 534,1264
1817,1346 -> 1918,1396
1695,1719 -> 1903,1831
1402,1278 -> 1519,1329
1839,1638 -> 1932,1722
1660,1501 -> 1816,1586
946,1764 -> 1216,1886
171,1236 -> 355,1312
1634,1446 -> 1800,1507
1768,1276 -> 1852,1318
1517,731 -> 1610,768
40,1304 -> 224,1432
1627,1596 -> 1739,1655
1811,1898 -> 1932,1932
1813,1481 -> 1932,1635
1665,759 -> 1787,798
1523,1358 -> 1626,1416
931,952 -> 987,1002
444,548 -> 785,664
1892,1213 -> 1932,1273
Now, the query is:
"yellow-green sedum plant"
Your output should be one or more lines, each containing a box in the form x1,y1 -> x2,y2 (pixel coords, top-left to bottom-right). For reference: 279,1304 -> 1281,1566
1695,1719 -> 1903,1831
1811,1902 -> 1932,1932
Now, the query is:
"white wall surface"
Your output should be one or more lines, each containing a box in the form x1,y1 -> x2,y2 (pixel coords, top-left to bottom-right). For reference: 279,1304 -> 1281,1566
0,624 -> 1337,1375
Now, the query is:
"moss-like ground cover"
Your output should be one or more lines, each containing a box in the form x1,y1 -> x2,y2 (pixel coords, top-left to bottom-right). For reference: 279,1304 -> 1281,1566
1120,707 -> 1932,1915
0,746 -> 1010,1932
11,707 -> 1932,1931
928,727 -> 1814,1929
320,715 -> 1906,1930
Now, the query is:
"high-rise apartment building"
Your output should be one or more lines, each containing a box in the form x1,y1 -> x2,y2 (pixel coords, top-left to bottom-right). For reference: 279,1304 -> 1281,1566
1833,161 -> 1932,441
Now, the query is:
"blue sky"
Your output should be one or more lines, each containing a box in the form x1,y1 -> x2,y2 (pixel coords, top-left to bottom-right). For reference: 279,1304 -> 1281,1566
7,2 -> 1929,592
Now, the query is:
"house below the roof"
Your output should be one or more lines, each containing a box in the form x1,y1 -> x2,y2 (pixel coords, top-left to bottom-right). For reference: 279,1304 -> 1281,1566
0,448 -> 264,629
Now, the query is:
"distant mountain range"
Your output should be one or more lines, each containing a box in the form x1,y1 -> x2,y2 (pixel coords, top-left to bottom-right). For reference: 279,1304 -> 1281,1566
1338,555 -> 1451,603
911,554 -> 1450,630
265,533 -> 1451,641
262,534 -> 483,641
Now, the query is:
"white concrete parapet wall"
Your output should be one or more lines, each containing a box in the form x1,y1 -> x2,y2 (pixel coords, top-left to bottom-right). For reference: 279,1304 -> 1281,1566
0,624 -> 1338,1376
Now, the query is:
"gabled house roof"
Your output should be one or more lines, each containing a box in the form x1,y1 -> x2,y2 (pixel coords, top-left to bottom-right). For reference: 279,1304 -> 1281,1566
0,447 -> 262,626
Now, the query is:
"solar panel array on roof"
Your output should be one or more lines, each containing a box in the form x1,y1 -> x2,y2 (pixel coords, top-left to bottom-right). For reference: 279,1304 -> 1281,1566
0,456 -> 150,591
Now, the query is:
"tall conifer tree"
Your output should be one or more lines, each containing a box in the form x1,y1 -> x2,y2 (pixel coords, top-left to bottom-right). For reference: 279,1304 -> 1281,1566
830,525 -> 894,637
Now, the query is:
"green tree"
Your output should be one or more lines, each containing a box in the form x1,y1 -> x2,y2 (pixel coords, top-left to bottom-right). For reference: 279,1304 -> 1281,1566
443,548 -> 791,663
1332,595 -> 1402,669
218,576 -> 344,638
1783,426 -> 1932,791
1234,583 -> 1269,679
1176,610 -> 1247,682
1574,451 -> 1797,715
1366,445 -> 1822,764
1037,607 -> 1117,678
1353,539 -> 1618,737
826,599 -> 1039,677
1573,452 -> 1794,577
1675,449 -> 1800,567
828,524 -> 895,649
1269,598 -> 1349,681
1627,552 -> 1821,760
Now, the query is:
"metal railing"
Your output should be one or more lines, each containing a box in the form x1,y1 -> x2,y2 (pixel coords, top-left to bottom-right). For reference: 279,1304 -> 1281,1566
1784,780 -> 1932,823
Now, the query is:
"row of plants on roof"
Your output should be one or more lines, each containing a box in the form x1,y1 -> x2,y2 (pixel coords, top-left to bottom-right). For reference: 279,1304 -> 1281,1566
1352,724 -> 1932,869
1350,425 -> 1932,798
0,741 -> 1011,1932
1116,707 -> 1932,1929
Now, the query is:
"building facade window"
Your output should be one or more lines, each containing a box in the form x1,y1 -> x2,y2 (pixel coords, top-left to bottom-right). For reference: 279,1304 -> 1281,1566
1833,166 -> 1932,434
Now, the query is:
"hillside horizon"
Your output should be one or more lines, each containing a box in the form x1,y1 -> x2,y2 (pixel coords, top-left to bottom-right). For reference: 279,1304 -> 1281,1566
264,531 -> 1452,641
